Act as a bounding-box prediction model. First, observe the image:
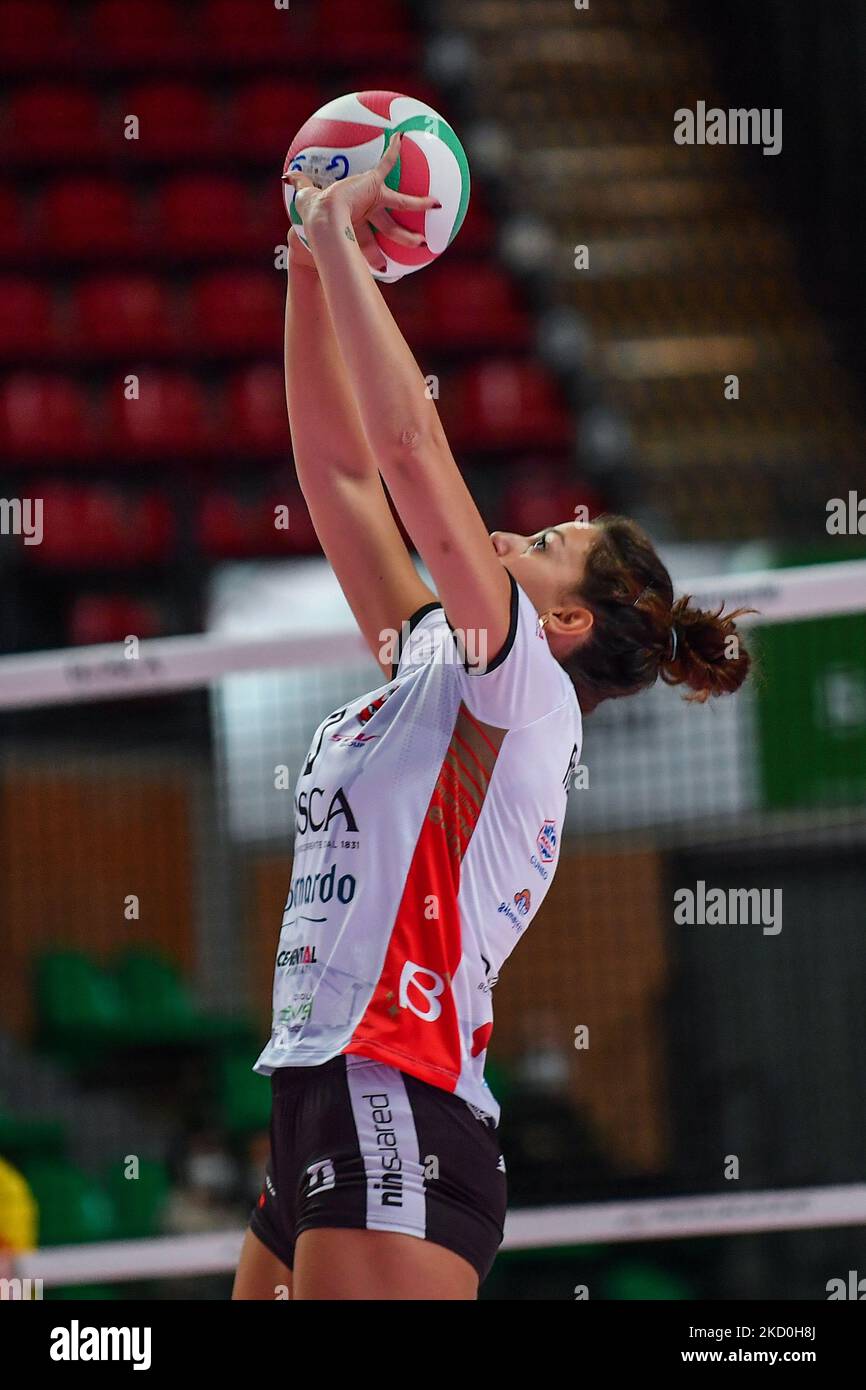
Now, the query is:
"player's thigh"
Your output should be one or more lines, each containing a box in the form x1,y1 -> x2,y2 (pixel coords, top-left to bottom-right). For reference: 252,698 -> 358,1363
292,1227 -> 478,1301
232,1227 -> 293,1300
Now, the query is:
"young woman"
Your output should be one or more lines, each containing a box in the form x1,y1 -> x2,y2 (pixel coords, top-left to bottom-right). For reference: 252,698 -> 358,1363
232,136 -> 750,1301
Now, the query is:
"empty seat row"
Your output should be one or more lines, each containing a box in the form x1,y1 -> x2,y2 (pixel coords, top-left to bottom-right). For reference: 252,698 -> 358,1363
15,481 -> 320,568
0,79 -> 323,162
0,176 -> 494,261
0,359 -> 573,458
15,465 -> 601,574
0,176 -> 282,259
1,76 -> 451,163
0,0 -> 416,71
0,365 -> 288,457
0,263 -> 527,357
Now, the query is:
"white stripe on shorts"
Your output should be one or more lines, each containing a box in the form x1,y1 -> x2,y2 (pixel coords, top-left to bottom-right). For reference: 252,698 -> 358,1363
345,1055 -> 427,1239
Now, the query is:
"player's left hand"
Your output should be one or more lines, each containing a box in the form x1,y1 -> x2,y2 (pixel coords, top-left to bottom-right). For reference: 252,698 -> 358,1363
283,133 -> 439,270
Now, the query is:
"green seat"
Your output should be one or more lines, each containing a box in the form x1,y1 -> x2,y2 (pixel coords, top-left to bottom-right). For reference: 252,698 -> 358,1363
113,949 -> 255,1047
0,1108 -> 65,1163
22,1159 -> 116,1247
35,950 -> 131,1059
103,1159 -> 170,1239
216,1051 -> 272,1136
113,949 -> 199,1042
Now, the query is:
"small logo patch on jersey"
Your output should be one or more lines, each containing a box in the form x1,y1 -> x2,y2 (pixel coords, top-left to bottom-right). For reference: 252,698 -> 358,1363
514,888 -> 531,916
358,687 -> 398,725
306,1159 -> 336,1195
536,820 -> 558,863
496,1154 -> 507,1173
330,731 -> 378,748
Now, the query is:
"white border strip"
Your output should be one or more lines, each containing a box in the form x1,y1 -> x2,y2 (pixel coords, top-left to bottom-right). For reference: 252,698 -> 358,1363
501,1183 -> 866,1248
0,559 -> 864,711
0,629 -> 372,710
12,1184 -> 866,1286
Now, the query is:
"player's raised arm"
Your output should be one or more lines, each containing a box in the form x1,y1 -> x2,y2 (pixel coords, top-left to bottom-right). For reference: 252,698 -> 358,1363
284,232 -> 435,677
289,135 -> 514,671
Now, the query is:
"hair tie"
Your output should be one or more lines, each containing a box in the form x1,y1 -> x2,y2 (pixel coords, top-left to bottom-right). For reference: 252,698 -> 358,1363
669,624 -> 678,661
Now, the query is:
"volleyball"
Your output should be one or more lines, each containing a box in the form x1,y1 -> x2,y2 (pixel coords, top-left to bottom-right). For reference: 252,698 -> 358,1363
283,90 -> 470,282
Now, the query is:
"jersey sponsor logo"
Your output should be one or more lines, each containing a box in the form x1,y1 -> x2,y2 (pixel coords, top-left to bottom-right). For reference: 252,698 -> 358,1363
530,855 -> 549,881
294,785 -> 358,835
363,1091 -> 404,1208
330,732 -> 378,748
514,888 -> 531,916
285,862 -> 356,911
536,820 -> 558,863
398,961 -> 446,1021
278,997 -> 313,1029
497,899 -> 525,931
305,1158 -> 335,1195
276,943 -> 318,970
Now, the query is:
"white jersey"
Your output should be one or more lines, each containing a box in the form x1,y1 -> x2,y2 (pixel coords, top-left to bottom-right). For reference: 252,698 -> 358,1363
254,573 -> 582,1124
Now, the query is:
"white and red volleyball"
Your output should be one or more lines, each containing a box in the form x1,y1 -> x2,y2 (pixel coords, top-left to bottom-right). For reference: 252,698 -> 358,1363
283,90 -> 470,282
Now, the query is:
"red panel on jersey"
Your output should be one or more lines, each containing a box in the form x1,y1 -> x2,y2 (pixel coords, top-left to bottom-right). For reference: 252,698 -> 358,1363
344,703 -> 506,1088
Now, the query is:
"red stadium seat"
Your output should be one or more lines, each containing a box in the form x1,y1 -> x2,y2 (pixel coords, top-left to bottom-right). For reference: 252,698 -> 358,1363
0,279 -> 55,356
86,0 -> 191,66
450,197 -> 495,256
439,361 -> 574,452
313,0 -> 416,64
500,466 -> 605,537
39,178 -> 138,256
0,1 -> 77,69
158,176 -> 260,256
0,185 -> 28,257
192,271 -> 281,353
200,487 -> 316,557
4,85 -> 105,161
393,264 -> 530,351
121,82 -> 219,159
231,80 -> 323,160
227,364 -> 288,454
0,373 -> 91,458
73,275 -> 177,355
203,0 -> 296,64
68,593 -> 164,644
108,370 -> 210,457
31,484 -> 175,567
429,264 -> 530,348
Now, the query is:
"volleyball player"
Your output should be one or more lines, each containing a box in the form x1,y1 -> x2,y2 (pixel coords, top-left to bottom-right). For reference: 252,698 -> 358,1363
232,136 -> 750,1301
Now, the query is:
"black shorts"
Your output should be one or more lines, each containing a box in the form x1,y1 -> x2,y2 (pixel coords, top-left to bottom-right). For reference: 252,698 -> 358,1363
248,1052 -> 507,1286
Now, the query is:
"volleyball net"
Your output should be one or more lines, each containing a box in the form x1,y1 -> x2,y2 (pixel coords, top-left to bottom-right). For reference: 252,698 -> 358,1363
1,556 -> 865,1300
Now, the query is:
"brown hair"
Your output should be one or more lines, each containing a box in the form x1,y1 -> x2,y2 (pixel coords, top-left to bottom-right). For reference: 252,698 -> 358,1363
559,515 -> 752,711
